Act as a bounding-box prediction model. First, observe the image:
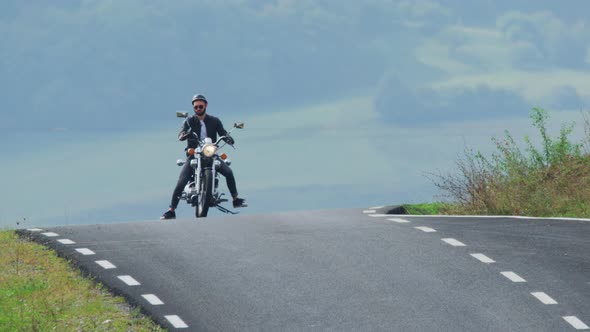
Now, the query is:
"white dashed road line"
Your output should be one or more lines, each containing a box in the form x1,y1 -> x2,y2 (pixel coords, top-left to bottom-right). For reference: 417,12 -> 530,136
414,226 -> 437,233
369,206 -> 384,209
501,271 -> 526,283
563,316 -> 589,330
33,230 -> 186,329
95,260 -> 116,269
27,228 -> 185,329
75,248 -> 95,256
118,275 -> 141,286
470,253 -> 495,264
387,218 -> 410,223
142,294 -> 165,305
441,238 -> 466,247
359,209 -> 588,330
165,315 -> 189,329
531,292 -> 558,305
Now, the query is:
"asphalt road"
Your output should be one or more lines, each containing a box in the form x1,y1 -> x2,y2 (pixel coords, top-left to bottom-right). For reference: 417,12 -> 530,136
19,208 -> 590,331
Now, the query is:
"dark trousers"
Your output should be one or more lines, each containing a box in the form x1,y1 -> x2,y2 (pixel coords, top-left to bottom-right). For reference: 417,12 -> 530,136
170,159 -> 238,209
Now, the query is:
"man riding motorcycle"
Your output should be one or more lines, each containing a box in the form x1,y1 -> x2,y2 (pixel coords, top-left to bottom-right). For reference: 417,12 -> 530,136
161,94 -> 246,220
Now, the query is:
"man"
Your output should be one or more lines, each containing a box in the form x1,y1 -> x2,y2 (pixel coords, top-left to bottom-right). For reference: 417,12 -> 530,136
161,94 -> 246,220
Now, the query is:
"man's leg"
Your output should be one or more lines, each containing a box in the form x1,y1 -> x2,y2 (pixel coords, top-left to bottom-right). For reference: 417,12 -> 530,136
170,161 -> 193,209
162,161 -> 193,219
216,162 -> 238,198
217,162 -> 246,207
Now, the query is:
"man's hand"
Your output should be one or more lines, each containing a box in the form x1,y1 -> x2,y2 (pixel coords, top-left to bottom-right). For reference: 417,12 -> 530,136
179,131 -> 189,141
224,136 -> 235,145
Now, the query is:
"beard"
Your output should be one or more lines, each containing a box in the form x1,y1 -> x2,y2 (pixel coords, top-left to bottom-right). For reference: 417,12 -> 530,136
195,109 -> 206,116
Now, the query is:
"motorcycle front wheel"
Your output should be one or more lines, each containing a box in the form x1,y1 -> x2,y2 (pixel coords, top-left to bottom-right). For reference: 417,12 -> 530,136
196,169 -> 213,218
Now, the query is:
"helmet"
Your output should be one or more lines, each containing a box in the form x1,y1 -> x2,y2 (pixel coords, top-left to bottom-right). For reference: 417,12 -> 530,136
191,94 -> 208,104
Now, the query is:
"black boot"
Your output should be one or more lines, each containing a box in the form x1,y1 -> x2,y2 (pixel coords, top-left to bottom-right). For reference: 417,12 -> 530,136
160,210 -> 176,220
233,198 -> 247,208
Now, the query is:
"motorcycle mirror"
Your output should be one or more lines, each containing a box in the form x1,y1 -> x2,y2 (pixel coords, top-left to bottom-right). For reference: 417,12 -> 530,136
176,112 -> 189,118
234,122 -> 244,129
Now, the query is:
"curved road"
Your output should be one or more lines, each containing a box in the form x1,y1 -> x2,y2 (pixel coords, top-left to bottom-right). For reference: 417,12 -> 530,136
19,208 -> 590,331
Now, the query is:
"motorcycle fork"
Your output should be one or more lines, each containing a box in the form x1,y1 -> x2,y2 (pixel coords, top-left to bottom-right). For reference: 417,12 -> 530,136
195,156 -> 202,195
211,161 -> 218,197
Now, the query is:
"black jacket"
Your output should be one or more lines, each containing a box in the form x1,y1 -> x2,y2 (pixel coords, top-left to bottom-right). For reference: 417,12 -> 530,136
178,114 -> 229,150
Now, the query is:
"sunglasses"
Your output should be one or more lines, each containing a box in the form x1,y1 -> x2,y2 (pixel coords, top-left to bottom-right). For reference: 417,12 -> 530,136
193,105 -> 205,110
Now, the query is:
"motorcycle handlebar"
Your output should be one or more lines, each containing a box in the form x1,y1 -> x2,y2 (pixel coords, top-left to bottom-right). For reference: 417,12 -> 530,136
178,122 -> 240,147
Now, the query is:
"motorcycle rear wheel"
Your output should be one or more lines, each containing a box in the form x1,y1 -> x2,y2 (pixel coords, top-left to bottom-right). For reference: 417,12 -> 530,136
196,169 -> 213,218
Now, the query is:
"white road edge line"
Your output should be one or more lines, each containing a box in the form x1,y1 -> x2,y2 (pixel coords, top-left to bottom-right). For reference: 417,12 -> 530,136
470,253 -> 495,264
75,248 -> 95,256
563,316 -> 589,330
501,271 -> 526,283
414,226 -> 437,233
57,239 -> 76,245
531,292 -> 558,305
142,294 -> 164,305
362,210 -> 376,214
383,214 -> 590,222
369,206 -> 384,209
42,232 -> 59,237
388,218 -> 410,223
368,214 -> 388,217
165,315 -> 189,329
27,228 -> 43,232
118,275 -> 141,286
441,238 -> 466,247
95,260 -> 116,269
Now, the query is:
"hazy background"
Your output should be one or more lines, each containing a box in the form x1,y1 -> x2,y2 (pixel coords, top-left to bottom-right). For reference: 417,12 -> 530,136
1,0 -> 589,227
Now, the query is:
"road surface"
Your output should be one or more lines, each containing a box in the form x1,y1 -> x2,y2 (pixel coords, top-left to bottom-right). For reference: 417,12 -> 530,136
19,208 -> 590,331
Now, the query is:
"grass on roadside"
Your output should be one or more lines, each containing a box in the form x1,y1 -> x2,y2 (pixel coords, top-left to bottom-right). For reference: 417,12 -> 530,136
402,202 -> 451,215
0,230 -> 164,332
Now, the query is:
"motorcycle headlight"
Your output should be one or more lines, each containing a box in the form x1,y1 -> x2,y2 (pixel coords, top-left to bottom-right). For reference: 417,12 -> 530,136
202,144 -> 217,157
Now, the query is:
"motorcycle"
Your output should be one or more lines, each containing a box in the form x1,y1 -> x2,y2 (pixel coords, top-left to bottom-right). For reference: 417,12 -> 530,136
175,111 -> 244,218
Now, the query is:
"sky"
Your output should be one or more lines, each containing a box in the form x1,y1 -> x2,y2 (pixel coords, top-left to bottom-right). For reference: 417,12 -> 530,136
1,0 -> 589,227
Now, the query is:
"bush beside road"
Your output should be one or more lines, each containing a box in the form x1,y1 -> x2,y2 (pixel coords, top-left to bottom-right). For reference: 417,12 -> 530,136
406,108 -> 590,218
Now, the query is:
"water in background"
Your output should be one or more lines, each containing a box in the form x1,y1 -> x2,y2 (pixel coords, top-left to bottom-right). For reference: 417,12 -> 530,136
0,129 -> 165,229
1,124 -> 440,229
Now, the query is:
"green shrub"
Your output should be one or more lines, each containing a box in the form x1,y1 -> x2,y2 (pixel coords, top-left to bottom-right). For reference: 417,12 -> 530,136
430,108 -> 590,217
